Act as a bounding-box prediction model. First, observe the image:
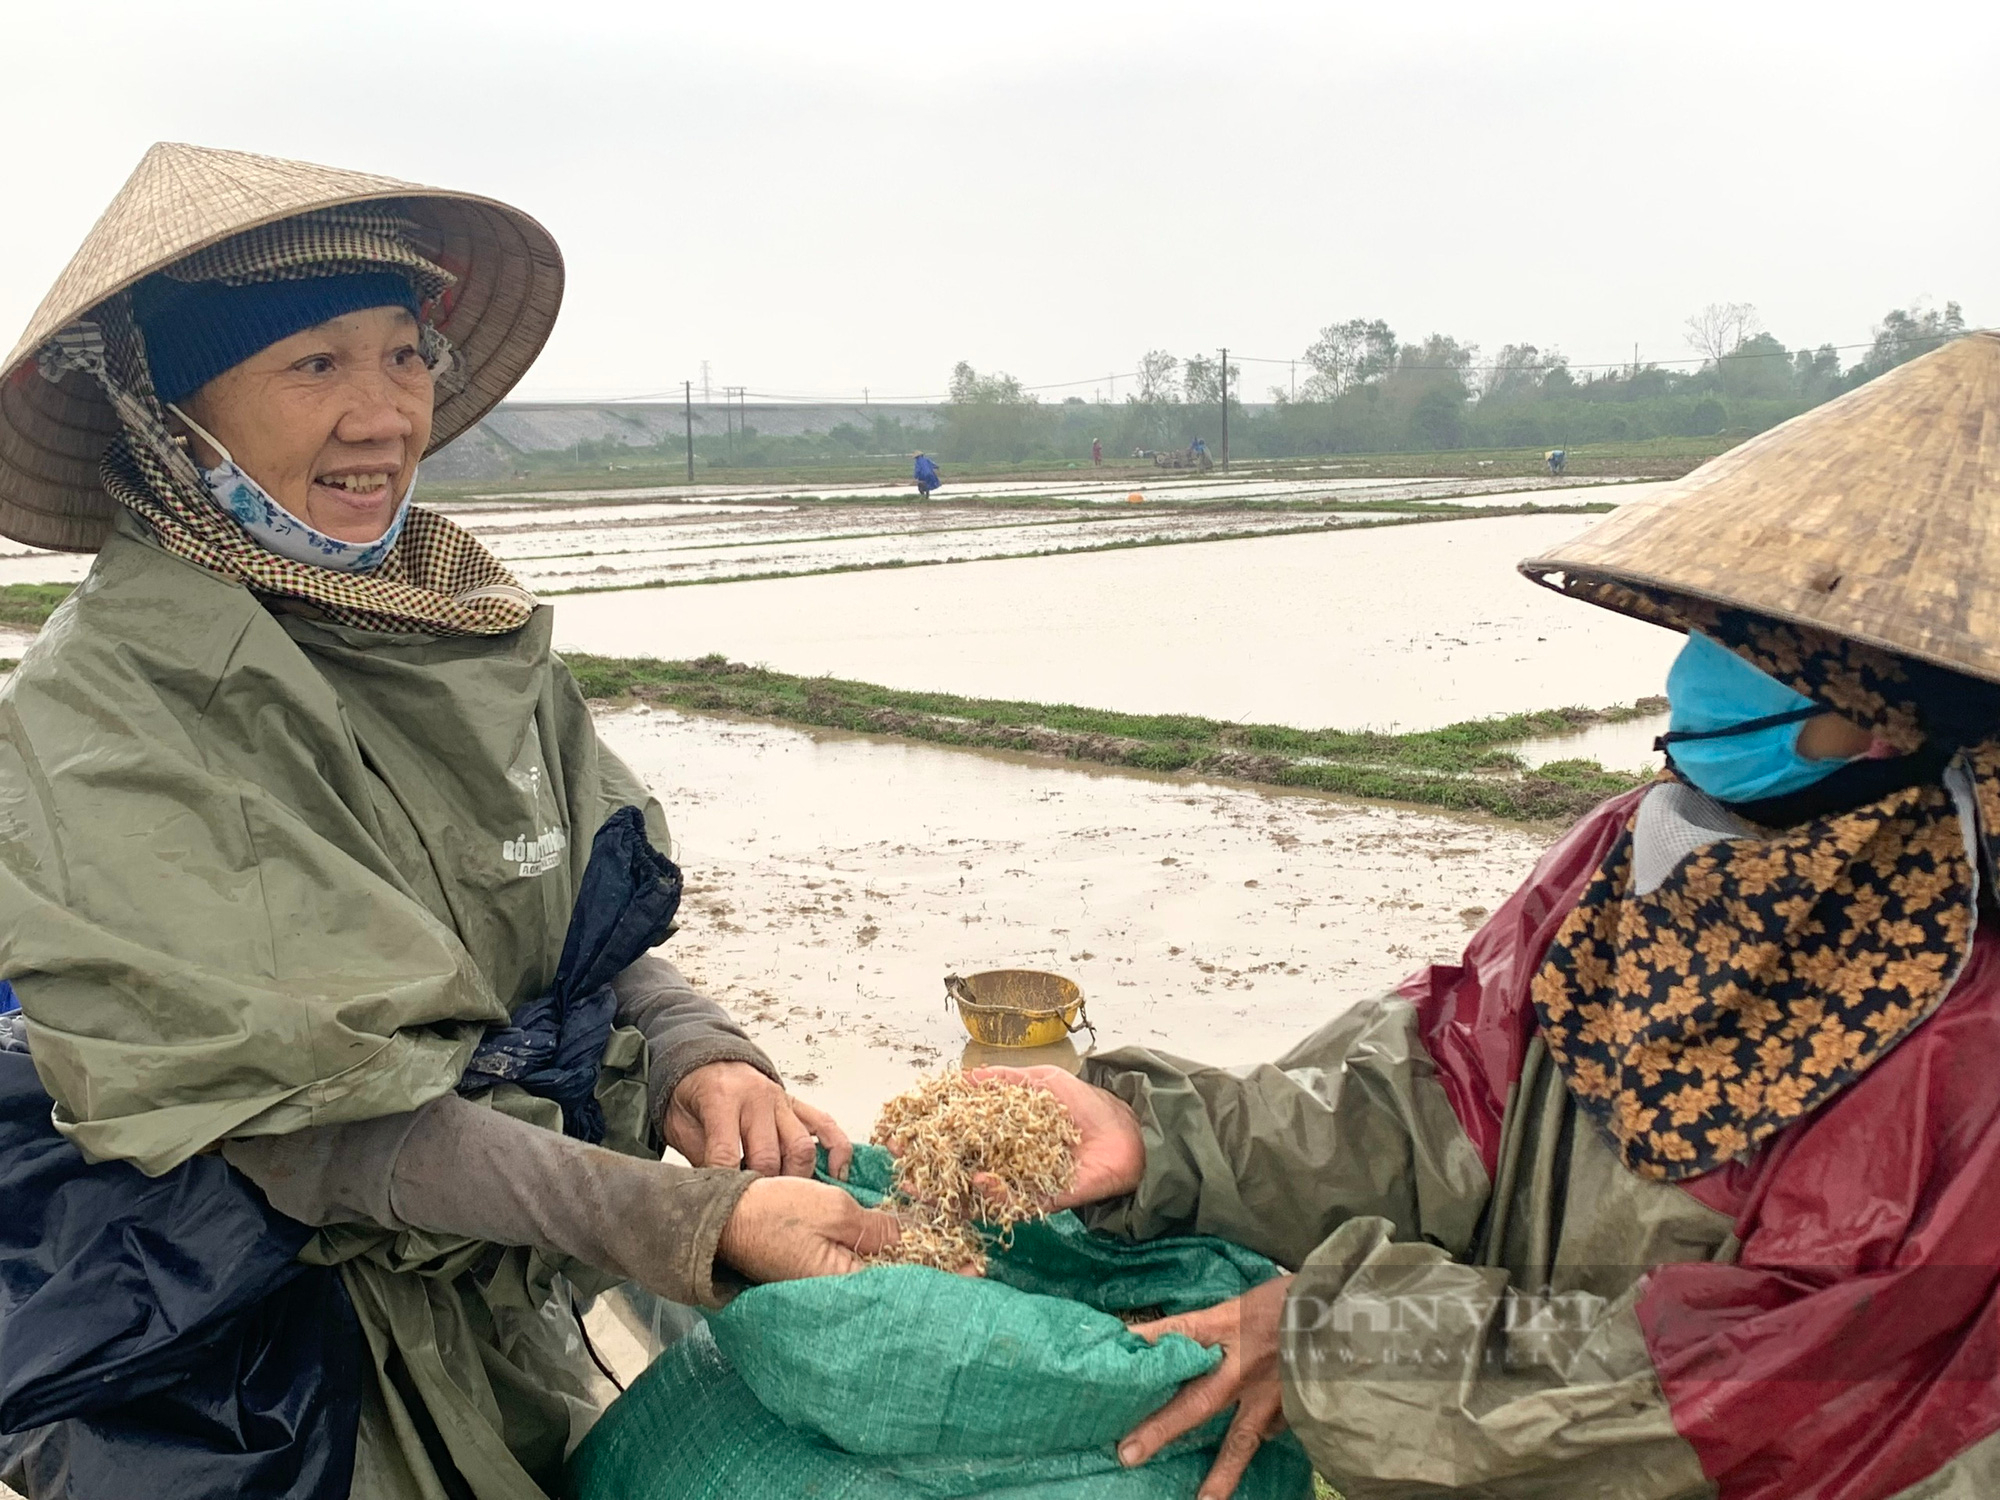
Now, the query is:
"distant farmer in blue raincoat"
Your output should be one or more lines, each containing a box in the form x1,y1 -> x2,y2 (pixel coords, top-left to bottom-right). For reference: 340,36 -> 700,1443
914,452 -> 942,498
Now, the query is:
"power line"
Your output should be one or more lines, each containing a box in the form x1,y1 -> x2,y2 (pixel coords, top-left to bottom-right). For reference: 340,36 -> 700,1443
1225,335 -> 1903,376
582,330 -> 1948,408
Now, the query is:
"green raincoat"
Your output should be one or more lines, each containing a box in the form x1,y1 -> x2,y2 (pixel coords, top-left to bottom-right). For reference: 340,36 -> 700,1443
1084,1004 -> 1723,1500
1082,782 -> 2000,1499
0,515 -> 681,1497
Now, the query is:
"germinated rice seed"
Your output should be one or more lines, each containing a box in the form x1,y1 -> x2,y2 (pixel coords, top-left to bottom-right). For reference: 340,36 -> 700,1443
865,1072 -> 1080,1273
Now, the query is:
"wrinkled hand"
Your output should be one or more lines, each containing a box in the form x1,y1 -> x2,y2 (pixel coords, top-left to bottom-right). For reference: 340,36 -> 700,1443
963,1065 -> 1145,1211
665,1060 -> 853,1178
1121,1276 -> 1293,1500
716,1175 -> 901,1283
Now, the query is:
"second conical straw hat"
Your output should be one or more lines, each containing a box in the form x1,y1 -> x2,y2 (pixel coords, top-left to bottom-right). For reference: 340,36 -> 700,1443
1521,330 -> 2000,683
0,142 -> 563,552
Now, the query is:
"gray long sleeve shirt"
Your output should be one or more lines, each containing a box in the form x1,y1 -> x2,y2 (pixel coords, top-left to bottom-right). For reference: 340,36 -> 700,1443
224,953 -> 776,1307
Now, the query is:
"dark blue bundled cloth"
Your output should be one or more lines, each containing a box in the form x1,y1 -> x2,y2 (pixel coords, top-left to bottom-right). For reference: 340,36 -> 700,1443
458,804 -> 684,1141
0,806 -> 682,1498
0,1017 -> 362,1500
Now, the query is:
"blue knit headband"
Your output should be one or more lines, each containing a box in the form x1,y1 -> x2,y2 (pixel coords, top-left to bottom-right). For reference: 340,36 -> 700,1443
131,270 -> 422,407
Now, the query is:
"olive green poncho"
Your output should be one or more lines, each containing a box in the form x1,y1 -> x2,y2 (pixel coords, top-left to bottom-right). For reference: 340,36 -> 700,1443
0,516 -> 672,1497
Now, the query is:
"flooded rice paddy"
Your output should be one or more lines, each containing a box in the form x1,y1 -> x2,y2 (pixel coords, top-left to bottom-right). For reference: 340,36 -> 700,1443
604,705 -> 1549,1136
465,471 -> 1649,509
554,510 -> 1683,733
0,481 -> 1681,736
484,505 -> 1412,592
0,476 -> 1664,593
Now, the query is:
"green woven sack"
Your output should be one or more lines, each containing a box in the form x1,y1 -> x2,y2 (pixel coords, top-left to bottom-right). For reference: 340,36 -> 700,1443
567,1146 -> 1313,1499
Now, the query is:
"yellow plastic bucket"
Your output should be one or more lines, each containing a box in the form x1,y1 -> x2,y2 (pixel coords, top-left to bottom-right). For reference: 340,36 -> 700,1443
945,970 -> 1094,1049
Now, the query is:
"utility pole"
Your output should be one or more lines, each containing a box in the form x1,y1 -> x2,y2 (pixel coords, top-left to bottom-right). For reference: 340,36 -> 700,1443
1219,346 -> 1230,471
683,380 -> 694,482
701,361 -> 711,404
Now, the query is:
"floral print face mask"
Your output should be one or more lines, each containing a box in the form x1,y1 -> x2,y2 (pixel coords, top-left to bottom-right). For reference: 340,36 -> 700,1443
168,403 -> 413,574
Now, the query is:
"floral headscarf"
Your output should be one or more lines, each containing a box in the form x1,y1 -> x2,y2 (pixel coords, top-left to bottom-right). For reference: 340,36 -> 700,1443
1532,581 -> 2000,1180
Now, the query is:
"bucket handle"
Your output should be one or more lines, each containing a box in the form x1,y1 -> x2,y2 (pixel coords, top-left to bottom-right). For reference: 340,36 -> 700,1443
943,975 -> 1098,1049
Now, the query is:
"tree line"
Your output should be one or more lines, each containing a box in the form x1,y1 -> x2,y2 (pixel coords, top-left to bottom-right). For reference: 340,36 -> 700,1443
505,300 -> 1969,475
937,300 -> 1969,462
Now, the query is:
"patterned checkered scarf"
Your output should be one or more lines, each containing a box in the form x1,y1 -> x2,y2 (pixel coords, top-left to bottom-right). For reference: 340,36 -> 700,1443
1532,581 -> 2000,1181
42,208 -> 534,637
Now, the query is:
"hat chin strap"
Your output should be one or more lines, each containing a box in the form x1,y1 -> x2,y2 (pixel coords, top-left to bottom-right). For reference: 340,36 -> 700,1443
164,403 -> 237,470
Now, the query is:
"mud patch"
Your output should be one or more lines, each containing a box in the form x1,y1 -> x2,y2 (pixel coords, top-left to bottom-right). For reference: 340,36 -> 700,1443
600,705 -> 1549,1135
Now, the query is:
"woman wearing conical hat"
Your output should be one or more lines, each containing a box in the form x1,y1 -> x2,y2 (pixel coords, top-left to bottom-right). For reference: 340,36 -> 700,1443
999,333 -> 2000,1500
0,144 -> 896,1498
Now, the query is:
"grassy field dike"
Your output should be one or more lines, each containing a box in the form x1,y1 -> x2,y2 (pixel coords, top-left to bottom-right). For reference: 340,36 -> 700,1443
571,654 -> 1657,823
0,583 -> 1656,823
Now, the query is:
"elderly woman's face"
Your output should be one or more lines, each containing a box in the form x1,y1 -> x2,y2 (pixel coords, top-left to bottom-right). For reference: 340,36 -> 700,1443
179,305 -> 434,544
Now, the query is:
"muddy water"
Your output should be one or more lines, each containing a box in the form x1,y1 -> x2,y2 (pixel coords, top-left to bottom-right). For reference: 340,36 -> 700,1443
1515,713 -> 1669,774
602,705 -> 1548,1136
556,511 -> 1682,733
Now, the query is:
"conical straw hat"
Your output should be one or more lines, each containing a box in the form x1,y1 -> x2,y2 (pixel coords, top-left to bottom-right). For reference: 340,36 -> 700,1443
0,142 -> 563,552
1521,330 -> 2000,683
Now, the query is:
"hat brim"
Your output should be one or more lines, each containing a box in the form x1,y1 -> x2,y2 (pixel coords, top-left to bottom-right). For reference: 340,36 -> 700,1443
1518,331 -> 2000,688
1,166 -> 561,552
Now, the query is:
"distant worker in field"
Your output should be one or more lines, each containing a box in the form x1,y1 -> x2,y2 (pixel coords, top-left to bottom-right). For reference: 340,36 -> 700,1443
913,451 -> 941,498
1190,436 -> 1211,470
1092,437 -> 1103,467
1546,447 -> 1568,474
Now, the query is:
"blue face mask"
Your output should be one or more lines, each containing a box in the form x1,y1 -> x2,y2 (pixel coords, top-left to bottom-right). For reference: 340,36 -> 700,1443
1659,630 -> 1860,804
168,404 -> 413,574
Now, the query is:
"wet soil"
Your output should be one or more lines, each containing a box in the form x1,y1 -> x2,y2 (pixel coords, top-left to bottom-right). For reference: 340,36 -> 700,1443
601,705 -> 1548,1137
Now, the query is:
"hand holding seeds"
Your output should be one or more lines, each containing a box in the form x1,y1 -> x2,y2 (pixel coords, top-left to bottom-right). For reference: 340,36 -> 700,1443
963,1065 -> 1146,1212
863,1067 -> 1147,1273
867,1071 -> 1086,1273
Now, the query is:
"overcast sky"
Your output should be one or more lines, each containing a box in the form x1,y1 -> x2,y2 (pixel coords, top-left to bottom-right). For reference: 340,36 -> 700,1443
5,0 -> 1993,402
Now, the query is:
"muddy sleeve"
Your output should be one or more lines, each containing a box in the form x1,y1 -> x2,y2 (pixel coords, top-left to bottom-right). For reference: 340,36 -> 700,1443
614,952 -> 780,1132
1284,1218 -> 1712,1498
1080,995 -> 1491,1269
226,1094 -> 754,1307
